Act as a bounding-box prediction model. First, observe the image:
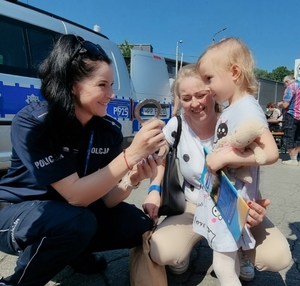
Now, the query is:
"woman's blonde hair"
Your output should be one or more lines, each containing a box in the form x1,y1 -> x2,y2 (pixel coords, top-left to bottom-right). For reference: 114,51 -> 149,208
171,63 -> 198,98
196,37 -> 258,95
171,63 -> 221,113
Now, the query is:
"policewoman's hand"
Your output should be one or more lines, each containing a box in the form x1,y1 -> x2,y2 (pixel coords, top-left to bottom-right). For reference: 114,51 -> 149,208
125,118 -> 166,168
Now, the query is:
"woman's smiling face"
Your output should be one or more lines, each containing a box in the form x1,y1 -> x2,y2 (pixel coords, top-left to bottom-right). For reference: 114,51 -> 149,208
72,61 -> 115,125
179,76 -> 214,120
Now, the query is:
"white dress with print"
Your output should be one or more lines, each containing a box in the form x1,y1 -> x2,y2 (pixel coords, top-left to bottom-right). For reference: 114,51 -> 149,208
193,95 -> 268,252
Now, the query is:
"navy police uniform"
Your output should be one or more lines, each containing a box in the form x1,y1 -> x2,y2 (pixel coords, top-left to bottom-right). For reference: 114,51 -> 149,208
0,102 -> 152,285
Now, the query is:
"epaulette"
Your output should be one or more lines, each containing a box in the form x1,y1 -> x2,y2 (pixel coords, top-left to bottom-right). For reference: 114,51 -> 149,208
17,101 -> 48,122
100,115 -> 122,131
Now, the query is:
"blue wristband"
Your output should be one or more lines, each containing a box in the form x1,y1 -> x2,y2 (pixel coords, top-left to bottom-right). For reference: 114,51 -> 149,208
148,185 -> 161,194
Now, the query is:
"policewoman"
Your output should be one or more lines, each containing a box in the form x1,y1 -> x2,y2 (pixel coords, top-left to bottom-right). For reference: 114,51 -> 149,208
0,35 -> 165,286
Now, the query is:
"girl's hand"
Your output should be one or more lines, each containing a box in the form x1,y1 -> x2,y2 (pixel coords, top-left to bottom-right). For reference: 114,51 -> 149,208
142,191 -> 161,222
205,152 -> 225,174
246,199 -> 271,228
206,147 -> 257,174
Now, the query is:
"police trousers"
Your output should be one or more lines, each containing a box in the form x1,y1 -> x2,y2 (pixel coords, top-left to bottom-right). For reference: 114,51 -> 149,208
0,199 -> 153,286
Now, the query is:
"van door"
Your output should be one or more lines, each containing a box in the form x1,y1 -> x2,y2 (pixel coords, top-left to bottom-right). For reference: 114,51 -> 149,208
130,49 -> 172,133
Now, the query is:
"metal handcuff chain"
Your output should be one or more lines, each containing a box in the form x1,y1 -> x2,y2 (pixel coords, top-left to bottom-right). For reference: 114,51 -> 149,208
134,99 -> 169,159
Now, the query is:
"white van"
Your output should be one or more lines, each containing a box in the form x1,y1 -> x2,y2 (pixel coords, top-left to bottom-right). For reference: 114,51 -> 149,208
0,0 -> 172,171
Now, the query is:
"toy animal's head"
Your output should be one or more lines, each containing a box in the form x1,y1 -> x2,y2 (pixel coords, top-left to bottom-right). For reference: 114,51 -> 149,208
230,119 -> 265,148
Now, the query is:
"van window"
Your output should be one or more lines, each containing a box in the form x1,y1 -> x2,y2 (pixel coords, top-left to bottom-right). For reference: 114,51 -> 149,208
0,15 -> 60,77
27,29 -> 55,69
0,19 -> 28,69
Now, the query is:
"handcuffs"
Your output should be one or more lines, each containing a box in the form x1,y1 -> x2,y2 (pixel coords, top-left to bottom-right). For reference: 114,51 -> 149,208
134,99 -> 168,159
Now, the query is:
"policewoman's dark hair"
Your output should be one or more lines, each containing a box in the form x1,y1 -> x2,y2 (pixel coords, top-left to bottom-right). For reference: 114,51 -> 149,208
38,34 -> 112,155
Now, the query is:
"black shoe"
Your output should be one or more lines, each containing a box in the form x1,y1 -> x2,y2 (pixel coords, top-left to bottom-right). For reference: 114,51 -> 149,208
70,253 -> 107,274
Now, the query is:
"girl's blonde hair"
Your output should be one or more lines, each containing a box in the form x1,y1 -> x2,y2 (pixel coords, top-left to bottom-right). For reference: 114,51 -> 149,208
196,37 -> 258,95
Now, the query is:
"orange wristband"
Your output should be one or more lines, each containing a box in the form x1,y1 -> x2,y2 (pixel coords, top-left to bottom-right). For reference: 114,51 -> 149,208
123,149 -> 132,170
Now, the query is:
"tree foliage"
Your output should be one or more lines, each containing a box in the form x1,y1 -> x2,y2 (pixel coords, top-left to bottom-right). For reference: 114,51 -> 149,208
119,40 -> 133,73
254,66 -> 294,82
268,66 -> 294,81
119,40 -> 133,58
254,68 -> 269,79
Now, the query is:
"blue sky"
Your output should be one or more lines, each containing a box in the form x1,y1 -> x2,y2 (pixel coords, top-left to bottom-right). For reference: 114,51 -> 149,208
20,0 -> 299,72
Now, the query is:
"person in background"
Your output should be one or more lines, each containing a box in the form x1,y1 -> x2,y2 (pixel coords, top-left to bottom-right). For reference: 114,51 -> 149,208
141,64 -> 291,285
278,74 -> 300,165
194,37 -> 290,285
0,34 -> 165,286
265,101 -> 283,131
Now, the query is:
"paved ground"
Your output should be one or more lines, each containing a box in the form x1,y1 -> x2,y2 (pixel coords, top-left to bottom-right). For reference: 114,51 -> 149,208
0,152 -> 299,286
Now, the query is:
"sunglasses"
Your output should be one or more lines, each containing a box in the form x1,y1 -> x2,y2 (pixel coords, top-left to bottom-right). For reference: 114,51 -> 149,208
70,40 -> 108,62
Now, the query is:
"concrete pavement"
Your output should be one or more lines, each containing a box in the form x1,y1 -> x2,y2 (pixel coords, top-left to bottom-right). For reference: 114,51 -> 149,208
0,152 -> 299,286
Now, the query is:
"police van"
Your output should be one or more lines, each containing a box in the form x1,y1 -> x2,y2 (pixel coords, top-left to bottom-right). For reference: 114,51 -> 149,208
0,0 -> 172,171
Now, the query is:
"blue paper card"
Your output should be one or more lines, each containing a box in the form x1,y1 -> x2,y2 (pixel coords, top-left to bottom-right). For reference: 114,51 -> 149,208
200,146 -> 249,241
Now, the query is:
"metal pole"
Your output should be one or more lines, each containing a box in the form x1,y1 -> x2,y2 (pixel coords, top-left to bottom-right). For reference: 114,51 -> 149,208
175,40 -> 183,76
180,52 -> 183,69
175,41 -> 179,76
275,81 -> 278,103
